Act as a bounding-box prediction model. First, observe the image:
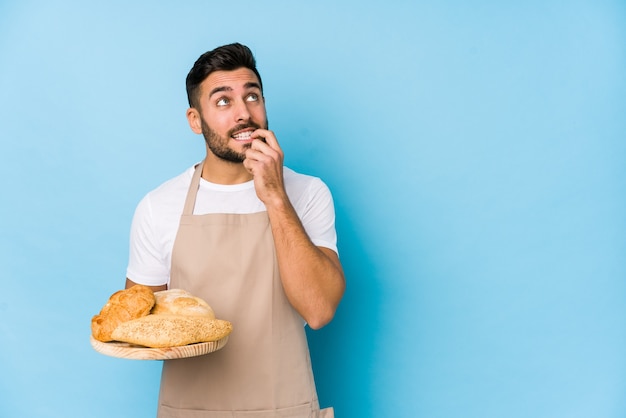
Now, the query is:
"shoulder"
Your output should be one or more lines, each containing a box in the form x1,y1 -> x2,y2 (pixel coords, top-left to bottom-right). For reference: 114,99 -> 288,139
134,165 -> 195,218
283,167 -> 328,192
146,165 -> 194,199
283,167 -> 333,211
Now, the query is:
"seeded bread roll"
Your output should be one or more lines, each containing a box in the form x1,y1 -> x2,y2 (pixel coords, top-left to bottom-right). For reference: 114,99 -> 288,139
111,315 -> 233,348
151,289 -> 215,318
91,285 -> 155,342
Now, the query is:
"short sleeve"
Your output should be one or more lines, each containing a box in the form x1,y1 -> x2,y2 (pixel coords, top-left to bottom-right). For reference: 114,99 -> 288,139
125,195 -> 171,286
299,178 -> 338,255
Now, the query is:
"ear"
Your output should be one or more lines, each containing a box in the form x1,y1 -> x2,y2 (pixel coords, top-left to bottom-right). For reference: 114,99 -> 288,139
186,108 -> 202,134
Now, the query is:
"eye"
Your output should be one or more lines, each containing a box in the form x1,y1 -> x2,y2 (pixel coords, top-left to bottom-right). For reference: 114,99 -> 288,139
246,93 -> 259,102
216,97 -> 230,107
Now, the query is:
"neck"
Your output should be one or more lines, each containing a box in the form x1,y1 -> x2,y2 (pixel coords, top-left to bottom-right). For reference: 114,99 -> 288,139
201,151 -> 253,185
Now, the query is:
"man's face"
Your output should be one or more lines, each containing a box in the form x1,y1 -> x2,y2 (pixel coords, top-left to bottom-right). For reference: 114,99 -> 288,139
189,67 -> 267,163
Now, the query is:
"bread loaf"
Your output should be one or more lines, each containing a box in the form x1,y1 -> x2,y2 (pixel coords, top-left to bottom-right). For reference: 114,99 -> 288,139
111,315 -> 233,348
151,289 -> 215,318
91,285 -> 155,342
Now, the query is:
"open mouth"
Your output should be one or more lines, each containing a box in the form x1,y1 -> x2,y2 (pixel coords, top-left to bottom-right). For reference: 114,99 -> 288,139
231,129 -> 254,142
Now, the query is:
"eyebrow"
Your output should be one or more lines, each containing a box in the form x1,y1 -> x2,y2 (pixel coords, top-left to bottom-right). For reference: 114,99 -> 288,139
209,82 -> 262,98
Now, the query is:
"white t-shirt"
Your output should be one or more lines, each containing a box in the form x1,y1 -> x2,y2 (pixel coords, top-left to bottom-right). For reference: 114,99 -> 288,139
126,164 -> 338,287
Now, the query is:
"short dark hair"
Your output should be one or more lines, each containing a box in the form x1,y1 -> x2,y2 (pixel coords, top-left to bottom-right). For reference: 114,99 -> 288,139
185,43 -> 263,108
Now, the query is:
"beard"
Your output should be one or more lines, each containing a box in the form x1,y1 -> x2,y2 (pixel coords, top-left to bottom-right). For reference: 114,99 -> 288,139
200,118 -> 267,163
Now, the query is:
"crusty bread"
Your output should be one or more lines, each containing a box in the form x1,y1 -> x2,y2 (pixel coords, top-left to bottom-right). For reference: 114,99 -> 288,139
111,315 -> 232,348
91,285 -> 155,342
151,289 -> 215,318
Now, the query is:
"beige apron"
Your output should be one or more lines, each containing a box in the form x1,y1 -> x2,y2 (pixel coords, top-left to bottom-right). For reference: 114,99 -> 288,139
156,162 -> 334,418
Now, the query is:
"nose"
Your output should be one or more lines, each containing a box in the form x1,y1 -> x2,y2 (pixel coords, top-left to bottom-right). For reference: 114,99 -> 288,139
234,99 -> 251,123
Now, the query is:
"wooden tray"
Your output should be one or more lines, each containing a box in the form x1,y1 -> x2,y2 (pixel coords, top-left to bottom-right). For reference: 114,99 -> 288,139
90,335 -> 229,360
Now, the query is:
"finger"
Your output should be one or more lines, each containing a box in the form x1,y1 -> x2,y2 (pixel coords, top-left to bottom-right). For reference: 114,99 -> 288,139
242,157 -> 255,173
251,129 -> 280,150
247,139 -> 281,164
244,146 -> 267,162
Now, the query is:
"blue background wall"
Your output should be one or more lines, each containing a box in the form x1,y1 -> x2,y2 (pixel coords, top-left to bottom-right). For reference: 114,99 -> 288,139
1,1 -> 624,417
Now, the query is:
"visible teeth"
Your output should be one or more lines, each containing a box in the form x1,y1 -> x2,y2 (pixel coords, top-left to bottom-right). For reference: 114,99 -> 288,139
233,131 -> 252,140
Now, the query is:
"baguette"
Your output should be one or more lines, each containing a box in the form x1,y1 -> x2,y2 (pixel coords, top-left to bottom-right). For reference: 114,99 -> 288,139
111,315 -> 232,348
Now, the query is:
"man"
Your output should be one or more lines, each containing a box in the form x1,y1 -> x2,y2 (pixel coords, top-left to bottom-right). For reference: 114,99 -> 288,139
124,43 -> 345,417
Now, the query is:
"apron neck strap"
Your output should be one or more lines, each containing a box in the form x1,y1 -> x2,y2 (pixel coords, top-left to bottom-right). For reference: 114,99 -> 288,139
183,160 -> 205,215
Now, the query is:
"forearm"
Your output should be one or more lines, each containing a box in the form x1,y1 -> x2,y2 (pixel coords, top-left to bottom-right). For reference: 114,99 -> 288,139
243,131 -> 345,327
267,198 -> 345,329
125,278 -> 167,292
